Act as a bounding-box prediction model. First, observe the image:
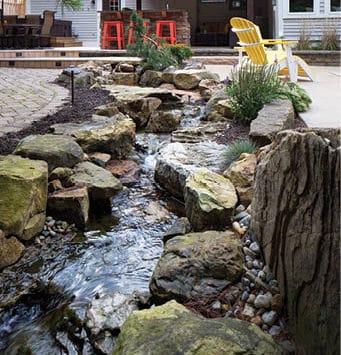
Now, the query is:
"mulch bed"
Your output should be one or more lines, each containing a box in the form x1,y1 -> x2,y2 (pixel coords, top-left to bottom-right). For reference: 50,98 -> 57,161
0,86 -> 111,156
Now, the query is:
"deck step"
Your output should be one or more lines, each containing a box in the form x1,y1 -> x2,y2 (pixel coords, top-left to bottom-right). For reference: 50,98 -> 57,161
50,37 -> 83,48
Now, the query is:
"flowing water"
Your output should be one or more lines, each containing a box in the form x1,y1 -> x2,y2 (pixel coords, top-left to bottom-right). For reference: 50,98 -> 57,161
0,105 -> 202,354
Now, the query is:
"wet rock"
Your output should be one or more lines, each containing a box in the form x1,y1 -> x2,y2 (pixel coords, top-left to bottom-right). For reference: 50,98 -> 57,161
242,304 -> 255,318
0,155 -> 48,240
145,109 -> 182,133
262,311 -> 278,326
88,152 -> 112,167
252,129 -> 340,354
154,141 -> 226,200
163,217 -> 191,243
106,160 -> 140,186
224,153 -> 257,207
113,300 -> 281,354
249,99 -> 295,146
254,293 -> 272,309
205,88 -> 229,114
184,169 -> 238,231
14,134 -> 84,172
0,230 -> 25,269
150,230 -> 244,303
66,162 -> 122,211
47,186 -> 89,229
198,79 -> 223,100
144,201 -> 171,224
269,325 -> 282,336
85,292 -> 139,354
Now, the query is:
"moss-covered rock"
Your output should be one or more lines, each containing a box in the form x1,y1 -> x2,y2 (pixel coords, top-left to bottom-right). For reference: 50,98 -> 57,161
0,155 -> 48,240
184,169 -> 238,231
14,134 -> 84,172
150,230 -> 244,303
112,300 -> 281,355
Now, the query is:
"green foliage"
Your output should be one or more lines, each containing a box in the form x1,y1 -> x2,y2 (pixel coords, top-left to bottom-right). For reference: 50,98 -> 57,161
126,11 -> 193,70
276,82 -> 312,112
224,139 -> 257,166
320,26 -> 339,50
226,62 -> 283,122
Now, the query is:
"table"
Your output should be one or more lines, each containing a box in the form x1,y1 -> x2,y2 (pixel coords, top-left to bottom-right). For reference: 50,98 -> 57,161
3,24 -> 42,48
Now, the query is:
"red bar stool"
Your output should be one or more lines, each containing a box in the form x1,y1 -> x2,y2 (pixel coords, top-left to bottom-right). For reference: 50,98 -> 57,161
102,21 -> 125,49
155,20 -> 177,45
127,20 -> 150,45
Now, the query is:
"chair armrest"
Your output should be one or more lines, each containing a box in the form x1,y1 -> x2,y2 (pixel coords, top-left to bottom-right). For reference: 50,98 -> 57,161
261,39 -> 298,45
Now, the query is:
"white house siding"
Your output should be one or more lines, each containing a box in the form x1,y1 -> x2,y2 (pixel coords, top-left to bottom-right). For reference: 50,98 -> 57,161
278,0 -> 341,43
30,0 -> 98,46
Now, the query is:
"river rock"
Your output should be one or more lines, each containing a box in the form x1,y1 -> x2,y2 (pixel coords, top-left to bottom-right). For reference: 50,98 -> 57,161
162,217 -> 191,243
49,167 -> 74,181
216,98 -> 235,119
254,292 -> 272,309
184,169 -> 238,231
111,72 -> 137,86
249,99 -> 295,146
85,292 -> 139,354
145,109 -> 182,133
66,161 -> 122,211
47,186 -> 89,228
0,155 -> 48,240
88,152 -> 112,167
252,129 -> 340,354
106,160 -> 140,186
198,79 -> 223,100
150,230 -> 244,302
154,141 -> 226,200
0,230 -> 25,269
14,134 -> 84,172
205,87 -> 229,114
169,69 -> 220,90
224,153 -> 257,207
113,300 -> 281,355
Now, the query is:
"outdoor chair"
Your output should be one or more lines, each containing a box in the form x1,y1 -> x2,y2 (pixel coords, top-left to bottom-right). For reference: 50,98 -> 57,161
31,10 -> 55,47
230,17 -> 313,82
0,19 -> 22,48
25,14 -> 42,35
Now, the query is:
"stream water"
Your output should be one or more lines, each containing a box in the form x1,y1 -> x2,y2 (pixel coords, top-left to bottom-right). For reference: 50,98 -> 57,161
0,105 -> 202,354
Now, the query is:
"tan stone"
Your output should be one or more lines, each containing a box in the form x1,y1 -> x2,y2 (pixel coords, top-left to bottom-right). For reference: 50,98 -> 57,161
106,160 -> 140,186
0,230 -> 25,269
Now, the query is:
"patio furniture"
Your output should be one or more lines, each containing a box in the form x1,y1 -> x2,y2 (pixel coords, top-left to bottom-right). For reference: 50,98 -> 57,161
155,20 -> 176,45
230,17 -> 313,82
0,21 -> 15,48
102,21 -> 125,49
31,10 -> 55,47
25,14 -> 42,35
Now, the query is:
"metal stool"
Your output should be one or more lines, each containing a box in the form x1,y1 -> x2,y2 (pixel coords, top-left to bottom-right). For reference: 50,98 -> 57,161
155,20 -> 177,45
127,20 -> 150,45
102,21 -> 125,49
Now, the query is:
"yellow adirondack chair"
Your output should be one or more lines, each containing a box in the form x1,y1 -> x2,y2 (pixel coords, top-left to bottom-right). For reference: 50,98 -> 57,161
230,17 -> 313,82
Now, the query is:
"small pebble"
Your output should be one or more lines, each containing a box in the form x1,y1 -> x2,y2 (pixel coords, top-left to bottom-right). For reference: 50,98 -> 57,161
242,304 -> 255,318
233,308 -> 241,317
246,261 -> 253,269
244,239 -> 251,247
242,277 -> 250,287
42,230 -> 49,237
249,241 -> 260,254
49,230 -> 57,237
246,204 -> 251,214
262,324 -> 269,331
247,294 -> 256,304
250,269 -> 258,276
269,325 -> 282,336
225,310 -> 233,318
234,211 -> 249,221
241,291 -> 249,301
250,315 -> 263,326
257,270 -> 266,280
254,293 -> 272,309
233,221 -> 247,235
253,259 -> 261,269
211,300 -> 221,310
239,215 -> 251,228
243,247 -> 257,258
249,282 -> 255,289
235,204 -> 246,213
269,279 -> 279,288
262,311 -> 278,326
271,294 -> 283,312
245,255 -> 253,262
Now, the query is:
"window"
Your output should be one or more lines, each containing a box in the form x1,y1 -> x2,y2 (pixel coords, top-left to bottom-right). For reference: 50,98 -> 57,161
289,0 -> 314,12
109,0 -> 120,11
330,0 -> 341,12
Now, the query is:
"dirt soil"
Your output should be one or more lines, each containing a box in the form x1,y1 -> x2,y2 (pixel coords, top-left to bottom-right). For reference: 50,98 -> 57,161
0,86 -> 111,155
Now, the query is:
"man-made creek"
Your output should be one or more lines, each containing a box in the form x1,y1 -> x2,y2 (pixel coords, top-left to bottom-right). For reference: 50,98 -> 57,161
0,106 -> 202,354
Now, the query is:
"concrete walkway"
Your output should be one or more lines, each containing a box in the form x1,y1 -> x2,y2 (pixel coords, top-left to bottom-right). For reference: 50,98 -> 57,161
0,68 -> 69,136
206,64 -> 341,128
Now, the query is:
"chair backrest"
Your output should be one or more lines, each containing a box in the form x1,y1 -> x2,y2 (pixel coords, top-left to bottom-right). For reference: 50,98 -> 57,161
4,15 -> 18,24
25,14 -> 41,25
41,10 -> 55,35
230,17 -> 268,65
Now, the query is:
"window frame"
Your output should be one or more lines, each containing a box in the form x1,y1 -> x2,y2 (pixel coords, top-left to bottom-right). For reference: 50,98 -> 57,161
326,0 -> 341,16
284,0 -> 319,17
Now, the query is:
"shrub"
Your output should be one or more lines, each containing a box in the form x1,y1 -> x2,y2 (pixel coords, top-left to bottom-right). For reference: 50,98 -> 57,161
320,22 -> 339,50
224,139 -> 257,167
296,21 -> 313,50
276,82 -> 312,112
226,62 -> 283,122
165,43 -> 194,64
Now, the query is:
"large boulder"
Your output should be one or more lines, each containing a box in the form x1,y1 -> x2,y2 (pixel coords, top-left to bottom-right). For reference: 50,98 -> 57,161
66,162 -> 122,211
165,69 -> 220,90
0,230 -> 25,269
249,99 -> 295,146
47,186 -> 89,228
139,70 -> 163,88
14,134 -> 84,172
113,300 -> 281,355
223,153 -> 257,207
184,169 -> 238,231
50,114 -> 136,159
0,155 -> 48,240
154,141 -> 226,200
252,129 -> 340,354
85,292 -> 139,354
150,230 -> 244,302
